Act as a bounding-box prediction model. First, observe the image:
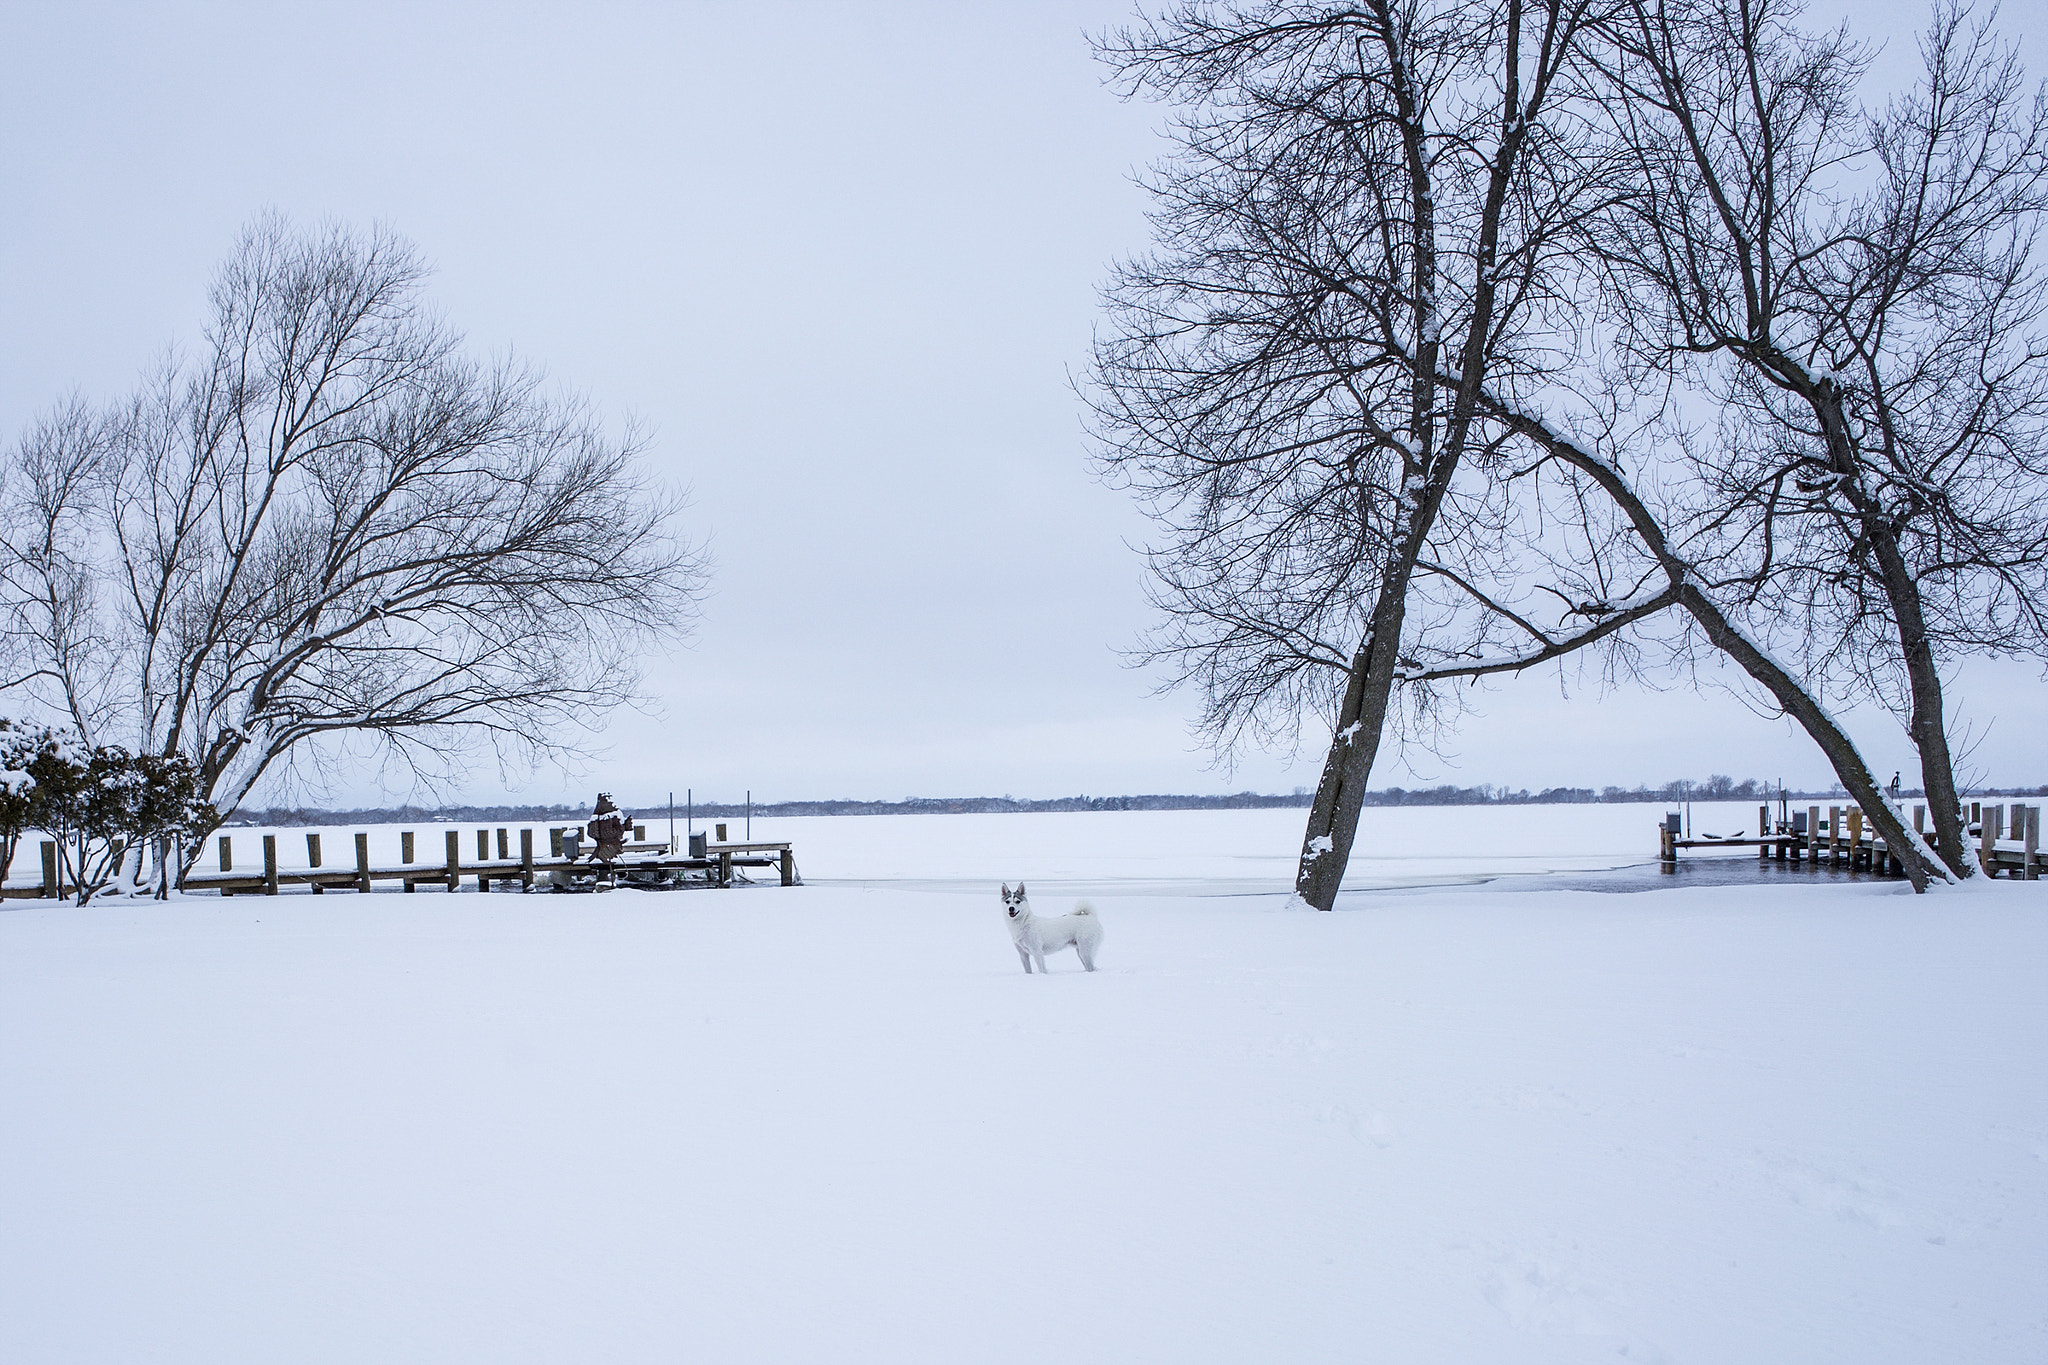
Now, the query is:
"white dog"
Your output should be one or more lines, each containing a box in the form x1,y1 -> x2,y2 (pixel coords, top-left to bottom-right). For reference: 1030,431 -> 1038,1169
1000,883 -> 1103,973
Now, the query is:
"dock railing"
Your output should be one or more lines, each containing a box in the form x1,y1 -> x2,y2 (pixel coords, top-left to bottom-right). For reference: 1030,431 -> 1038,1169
2,821 -> 799,899
1658,800 -> 2042,879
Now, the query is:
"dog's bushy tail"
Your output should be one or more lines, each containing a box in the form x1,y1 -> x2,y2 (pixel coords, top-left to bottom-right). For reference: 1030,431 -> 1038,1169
1073,900 -> 1096,916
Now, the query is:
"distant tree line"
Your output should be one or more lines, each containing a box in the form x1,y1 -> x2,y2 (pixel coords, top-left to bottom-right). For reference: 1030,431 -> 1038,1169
213,776 -> 2048,829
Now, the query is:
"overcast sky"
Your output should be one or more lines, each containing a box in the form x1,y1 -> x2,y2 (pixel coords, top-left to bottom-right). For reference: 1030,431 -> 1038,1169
3,0 -> 2043,809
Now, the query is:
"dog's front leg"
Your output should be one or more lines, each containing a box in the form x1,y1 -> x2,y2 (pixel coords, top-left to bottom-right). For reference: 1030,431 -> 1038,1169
1016,945 -> 1034,974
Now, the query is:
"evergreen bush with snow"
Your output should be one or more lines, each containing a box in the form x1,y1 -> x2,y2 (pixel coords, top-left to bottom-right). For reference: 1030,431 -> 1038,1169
0,719 -> 211,902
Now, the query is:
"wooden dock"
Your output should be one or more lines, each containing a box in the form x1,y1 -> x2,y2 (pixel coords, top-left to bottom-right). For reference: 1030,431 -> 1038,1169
1660,801 -> 2043,879
2,822 -> 798,899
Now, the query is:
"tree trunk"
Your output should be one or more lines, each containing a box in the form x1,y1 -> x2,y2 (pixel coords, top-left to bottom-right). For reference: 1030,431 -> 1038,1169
1295,590 -> 1412,910
1808,380 -> 1972,879
1677,584 -> 1933,891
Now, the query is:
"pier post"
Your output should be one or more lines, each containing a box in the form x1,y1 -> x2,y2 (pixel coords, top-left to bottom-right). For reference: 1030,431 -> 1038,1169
497,828 -> 509,861
1807,806 -> 1820,864
520,829 -> 534,890
307,832 -> 323,893
263,835 -> 279,896
445,830 -> 460,892
356,832 -> 371,893
2025,807 -> 2039,881
1979,806 -> 1998,877
402,830 -> 415,893
1847,808 -> 1863,868
1759,805 -> 1770,860
780,848 -> 795,886
40,840 -> 59,898
549,828 -> 563,858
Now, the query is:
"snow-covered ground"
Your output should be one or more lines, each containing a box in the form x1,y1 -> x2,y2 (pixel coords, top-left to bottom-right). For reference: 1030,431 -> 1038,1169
3,805 -> 2043,1363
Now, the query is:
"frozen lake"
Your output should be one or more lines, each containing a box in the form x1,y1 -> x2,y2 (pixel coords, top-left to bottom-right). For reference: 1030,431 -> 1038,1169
118,799 -> 1785,898
4,804 -> 2040,1363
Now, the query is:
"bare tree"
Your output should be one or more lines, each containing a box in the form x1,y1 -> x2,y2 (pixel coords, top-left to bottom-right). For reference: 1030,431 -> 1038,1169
0,216 -> 704,867
1092,0 -> 1611,910
1401,391 -> 1942,888
1586,0 -> 2048,876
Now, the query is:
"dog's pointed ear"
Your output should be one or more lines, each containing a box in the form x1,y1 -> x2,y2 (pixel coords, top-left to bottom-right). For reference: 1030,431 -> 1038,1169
1016,882 -> 1025,897
1000,883 -> 1011,897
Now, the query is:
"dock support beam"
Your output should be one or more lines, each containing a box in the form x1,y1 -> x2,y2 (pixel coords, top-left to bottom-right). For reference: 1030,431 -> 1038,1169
356,832 -> 372,893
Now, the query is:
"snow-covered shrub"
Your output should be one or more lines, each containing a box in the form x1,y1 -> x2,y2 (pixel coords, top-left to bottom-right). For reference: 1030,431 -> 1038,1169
0,719 -> 85,882
27,742 -> 213,904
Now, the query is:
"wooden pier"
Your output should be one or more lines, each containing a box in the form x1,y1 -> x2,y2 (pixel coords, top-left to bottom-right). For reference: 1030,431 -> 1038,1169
2,822 -> 798,900
1659,800 -> 2043,879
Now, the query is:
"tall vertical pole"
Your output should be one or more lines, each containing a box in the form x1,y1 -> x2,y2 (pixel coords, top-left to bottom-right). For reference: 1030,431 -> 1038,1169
669,792 -> 675,853
748,790 -> 752,840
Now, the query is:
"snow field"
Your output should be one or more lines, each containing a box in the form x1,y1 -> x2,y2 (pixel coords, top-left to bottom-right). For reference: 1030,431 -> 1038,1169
2,806 -> 2043,1362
